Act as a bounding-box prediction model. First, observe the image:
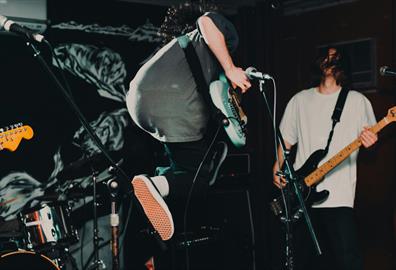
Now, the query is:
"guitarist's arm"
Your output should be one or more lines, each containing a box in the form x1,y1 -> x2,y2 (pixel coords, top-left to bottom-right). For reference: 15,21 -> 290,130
273,140 -> 293,189
198,15 -> 251,92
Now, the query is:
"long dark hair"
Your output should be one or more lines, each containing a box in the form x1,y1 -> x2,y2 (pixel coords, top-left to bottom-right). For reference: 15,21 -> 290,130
310,47 -> 351,87
158,1 -> 219,45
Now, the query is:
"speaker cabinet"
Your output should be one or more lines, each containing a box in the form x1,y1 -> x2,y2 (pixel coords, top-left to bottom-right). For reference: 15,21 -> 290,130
158,187 -> 256,270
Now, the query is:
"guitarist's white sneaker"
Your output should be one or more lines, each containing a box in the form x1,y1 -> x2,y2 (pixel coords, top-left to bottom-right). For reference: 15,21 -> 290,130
132,175 -> 174,241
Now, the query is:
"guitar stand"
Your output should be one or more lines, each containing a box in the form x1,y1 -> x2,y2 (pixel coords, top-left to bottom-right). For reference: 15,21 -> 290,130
258,79 -> 321,270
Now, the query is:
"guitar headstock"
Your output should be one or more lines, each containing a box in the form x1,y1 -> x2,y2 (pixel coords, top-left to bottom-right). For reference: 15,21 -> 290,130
386,106 -> 396,122
0,123 -> 34,152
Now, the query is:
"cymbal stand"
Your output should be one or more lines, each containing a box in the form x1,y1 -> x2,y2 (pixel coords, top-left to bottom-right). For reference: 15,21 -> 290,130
87,170 -> 105,270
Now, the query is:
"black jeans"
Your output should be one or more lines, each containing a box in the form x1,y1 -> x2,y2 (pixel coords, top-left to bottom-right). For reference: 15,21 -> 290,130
156,138 -> 212,232
293,207 -> 363,270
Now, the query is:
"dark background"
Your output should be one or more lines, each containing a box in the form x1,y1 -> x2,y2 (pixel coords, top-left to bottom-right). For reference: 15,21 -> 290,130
0,0 -> 395,269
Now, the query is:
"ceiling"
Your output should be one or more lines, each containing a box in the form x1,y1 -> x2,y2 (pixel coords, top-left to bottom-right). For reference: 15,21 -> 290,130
118,0 -> 358,15
117,0 -> 264,8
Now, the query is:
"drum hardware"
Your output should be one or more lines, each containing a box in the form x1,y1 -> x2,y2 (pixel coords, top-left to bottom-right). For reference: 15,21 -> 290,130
0,250 -> 60,270
56,152 -> 119,183
87,169 -> 105,270
42,246 -> 79,270
19,202 -> 79,251
107,172 -> 120,270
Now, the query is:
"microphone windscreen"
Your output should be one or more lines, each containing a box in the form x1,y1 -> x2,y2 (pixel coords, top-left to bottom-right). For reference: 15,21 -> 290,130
379,66 -> 388,76
245,66 -> 257,79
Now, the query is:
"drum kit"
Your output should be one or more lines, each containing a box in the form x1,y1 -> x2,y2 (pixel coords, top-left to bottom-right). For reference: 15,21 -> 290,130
0,153 -> 121,270
0,203 -> 79,270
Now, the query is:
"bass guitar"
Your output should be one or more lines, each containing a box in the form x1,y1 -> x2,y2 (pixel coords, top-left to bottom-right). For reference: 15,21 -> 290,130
0,123 -> 34,152
209,73 -> 247,148
270,106 -> 396,220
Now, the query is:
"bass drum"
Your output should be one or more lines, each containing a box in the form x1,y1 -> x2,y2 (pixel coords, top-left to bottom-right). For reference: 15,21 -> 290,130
0,250 -> 60,270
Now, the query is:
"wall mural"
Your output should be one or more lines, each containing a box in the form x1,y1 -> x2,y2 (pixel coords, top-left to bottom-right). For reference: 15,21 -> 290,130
0,8 -> 166,268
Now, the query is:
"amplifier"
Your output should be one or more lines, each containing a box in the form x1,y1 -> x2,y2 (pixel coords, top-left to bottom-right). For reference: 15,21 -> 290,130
218,153 -> 250,179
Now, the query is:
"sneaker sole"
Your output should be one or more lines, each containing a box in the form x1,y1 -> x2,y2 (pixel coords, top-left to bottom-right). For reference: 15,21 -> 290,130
132,176 -> 174,240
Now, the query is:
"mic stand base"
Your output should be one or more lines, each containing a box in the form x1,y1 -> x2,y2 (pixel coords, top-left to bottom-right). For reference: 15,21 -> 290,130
87,260 -> 106,270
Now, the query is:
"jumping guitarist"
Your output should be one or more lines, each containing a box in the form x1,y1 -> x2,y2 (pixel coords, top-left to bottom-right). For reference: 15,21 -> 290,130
126,2 -> 251,245
272,48 -> 378,270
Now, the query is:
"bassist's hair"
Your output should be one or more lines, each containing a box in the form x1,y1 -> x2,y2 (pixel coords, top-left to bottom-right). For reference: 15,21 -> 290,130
310,47 -> 351,88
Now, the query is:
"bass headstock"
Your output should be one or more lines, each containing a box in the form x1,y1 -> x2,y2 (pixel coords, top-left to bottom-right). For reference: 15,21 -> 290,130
386,106 -> 396,122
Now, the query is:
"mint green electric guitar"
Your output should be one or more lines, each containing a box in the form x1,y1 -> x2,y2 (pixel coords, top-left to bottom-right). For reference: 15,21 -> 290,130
209,73 -> 247,148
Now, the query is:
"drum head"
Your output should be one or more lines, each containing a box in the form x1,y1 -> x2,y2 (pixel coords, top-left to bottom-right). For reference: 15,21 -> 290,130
0,250 -> 59,270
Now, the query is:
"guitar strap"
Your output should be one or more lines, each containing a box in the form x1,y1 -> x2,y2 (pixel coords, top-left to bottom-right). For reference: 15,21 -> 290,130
323,87 -> 350,155
177,35 -> 226,123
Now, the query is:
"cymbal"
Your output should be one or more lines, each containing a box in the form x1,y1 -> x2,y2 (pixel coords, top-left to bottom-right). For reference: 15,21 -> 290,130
57,152 -> 112,181
35,189 -> 92,201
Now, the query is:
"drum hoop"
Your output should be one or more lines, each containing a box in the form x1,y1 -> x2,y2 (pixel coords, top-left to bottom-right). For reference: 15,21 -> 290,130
1,250 -> 60,270
20,202 -> 67,215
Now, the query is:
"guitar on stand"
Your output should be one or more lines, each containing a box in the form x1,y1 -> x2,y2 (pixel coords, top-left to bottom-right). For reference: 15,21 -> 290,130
270,106 -> 396,220
0,123 -> 34,152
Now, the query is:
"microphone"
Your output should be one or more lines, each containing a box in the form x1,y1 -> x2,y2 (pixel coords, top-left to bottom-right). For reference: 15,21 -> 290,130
245,67 -> 272,80
0,14 -> 45,43
379,66 -> 396,77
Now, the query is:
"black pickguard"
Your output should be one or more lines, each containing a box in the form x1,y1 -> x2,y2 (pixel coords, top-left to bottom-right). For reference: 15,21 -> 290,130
270,149 -> 330,220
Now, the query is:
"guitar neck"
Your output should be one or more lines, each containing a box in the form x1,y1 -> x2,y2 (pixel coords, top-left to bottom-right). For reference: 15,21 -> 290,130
304,117 -> 389,187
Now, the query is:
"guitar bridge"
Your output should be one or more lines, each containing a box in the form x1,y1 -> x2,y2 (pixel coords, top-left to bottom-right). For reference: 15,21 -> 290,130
270,198 -> 283,216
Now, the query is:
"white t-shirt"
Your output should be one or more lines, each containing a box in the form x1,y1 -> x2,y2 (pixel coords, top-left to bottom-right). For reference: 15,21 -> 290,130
280,87 -> 376,208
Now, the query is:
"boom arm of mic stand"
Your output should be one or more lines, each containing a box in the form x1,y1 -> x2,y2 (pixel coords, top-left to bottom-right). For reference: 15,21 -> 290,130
27,41 -> 131,193
258,79 -> 322,256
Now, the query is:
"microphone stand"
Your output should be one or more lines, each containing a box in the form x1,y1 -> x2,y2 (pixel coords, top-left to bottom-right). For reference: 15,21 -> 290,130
107,168 -> 121,270
258,79 -> 321,270
25,40 -> 166,269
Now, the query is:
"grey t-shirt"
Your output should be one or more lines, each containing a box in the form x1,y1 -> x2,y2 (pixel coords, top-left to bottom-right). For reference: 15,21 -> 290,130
126,12 -> 239,143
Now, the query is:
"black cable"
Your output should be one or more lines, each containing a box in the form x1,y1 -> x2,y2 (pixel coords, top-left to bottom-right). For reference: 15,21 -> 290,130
119,196 -> 134,246
182,123 -> 222,270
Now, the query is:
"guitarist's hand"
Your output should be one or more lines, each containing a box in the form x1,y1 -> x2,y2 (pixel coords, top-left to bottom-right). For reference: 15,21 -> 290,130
360,127 -> 378,148
273,164 -> 287,189
225,66 -> 251,93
